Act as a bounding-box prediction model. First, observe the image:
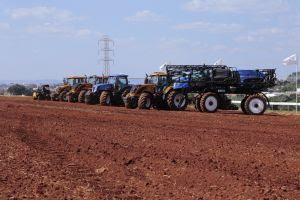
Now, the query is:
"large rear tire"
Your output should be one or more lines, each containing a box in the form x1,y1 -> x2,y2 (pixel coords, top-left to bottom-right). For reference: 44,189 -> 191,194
241,96 -> 248,114
67,92 -> 75,103
167,91 -> 188,111
78,90 -> 86,103
51,93 -> 59,101
125,95 -> 138,109
194,93 -> 204,112
244,94 -> 267,115
138,93 -> 152,109
200,92 -> 219,113
85,91 -> 94,104
59,91 -> 67,102
100,91 -> 112,106
37,94 -> 44,100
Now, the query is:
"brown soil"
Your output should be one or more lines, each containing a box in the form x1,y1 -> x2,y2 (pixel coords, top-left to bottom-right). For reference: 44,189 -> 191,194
0,96 -> 299,199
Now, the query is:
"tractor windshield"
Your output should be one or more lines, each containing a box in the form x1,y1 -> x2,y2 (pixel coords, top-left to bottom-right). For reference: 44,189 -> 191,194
66,78 -> 85,86
148,75 -> 167,85
88,76 -> 100,85
107,76 -> 117,84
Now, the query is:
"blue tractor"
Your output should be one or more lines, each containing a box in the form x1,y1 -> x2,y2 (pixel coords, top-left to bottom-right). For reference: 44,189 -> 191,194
164,65 -> 276,115
85,74 -> 132,106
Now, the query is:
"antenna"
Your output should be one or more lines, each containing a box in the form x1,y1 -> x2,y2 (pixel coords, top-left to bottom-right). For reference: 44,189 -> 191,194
98,35 -> 114,76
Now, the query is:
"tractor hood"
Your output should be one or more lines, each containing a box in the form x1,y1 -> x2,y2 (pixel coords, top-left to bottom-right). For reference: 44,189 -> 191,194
92,83 -> 114,93
173,77 -> 189,90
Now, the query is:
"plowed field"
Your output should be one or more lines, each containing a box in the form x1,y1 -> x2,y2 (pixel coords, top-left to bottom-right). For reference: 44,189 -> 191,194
0,96 -> 299,199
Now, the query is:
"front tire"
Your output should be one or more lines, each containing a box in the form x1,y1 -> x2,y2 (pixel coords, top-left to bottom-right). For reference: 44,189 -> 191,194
67,92 -> 75,103
200,92 -> 219,113
37,94 -> 44,100
244,94 -> 267,115
167,91 -> 188,111
78,90 -> 86,103
138,93 -> 152,109
59,91 -> 67,102
125,95 -> 138,109
100,91 -> 112,106
51,93 -> 59,101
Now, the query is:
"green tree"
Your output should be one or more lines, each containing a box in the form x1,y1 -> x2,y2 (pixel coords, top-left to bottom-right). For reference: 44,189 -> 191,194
7,84 -> 32,96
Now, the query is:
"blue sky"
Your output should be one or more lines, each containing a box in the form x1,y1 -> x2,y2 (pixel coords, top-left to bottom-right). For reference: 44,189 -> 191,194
0,0 -> 299,80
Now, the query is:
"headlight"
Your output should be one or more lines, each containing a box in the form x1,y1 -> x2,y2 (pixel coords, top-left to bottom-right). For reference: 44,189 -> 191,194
92,86 -> 97,93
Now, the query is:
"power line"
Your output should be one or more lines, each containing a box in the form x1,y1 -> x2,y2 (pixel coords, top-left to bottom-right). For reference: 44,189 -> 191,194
98,35 -> 114,76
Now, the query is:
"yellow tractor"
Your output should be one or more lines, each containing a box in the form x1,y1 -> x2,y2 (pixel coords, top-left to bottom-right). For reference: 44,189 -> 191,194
50,76 -> 87,102
124,72 -> 173,109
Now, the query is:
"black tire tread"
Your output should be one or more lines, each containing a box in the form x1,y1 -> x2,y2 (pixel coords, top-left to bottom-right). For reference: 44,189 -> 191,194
167,91 -> 188,111
194,93 -> 204,112
244,94 -> 267,115
200,92 -> 219,113
138,93 -> 152,109
99,91 -> 111,106
78,90 -> 86,103
59,91 -> 67,102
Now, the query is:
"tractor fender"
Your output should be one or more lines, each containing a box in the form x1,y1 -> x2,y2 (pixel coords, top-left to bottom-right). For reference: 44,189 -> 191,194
163,86 -> 173,95
136,85 -> 156,95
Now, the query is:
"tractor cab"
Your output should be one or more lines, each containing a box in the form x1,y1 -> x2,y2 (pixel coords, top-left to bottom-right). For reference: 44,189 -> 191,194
107,75 -> 128,90
144,72 -> 168,93
92,74 -> 128,93
88,75 -> 107,85
63,76 -> 87,87
86,74 -> 131,106
33,84 -> 51,100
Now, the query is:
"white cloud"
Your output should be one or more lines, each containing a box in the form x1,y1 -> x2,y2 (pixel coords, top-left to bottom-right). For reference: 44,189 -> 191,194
184,0 -> 290,14
235,27 -> 285,43
174,21 -> 243,33
7,6 -> 91,38
159,38 -> 190,50
9,6 -> 83,22
0,22 -> 10,30
26,23 -> 91,38
75,29 -> 91,37
125,10 -> 164,22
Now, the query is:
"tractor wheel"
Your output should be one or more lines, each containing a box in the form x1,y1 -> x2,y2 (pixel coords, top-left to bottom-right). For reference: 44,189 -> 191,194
152,94 -> 169,110
125,95 -> 138,109
167,91 -> 188,111
67,92 -> 75,103
241,96 -> 248,114
194,93 -> 204,112
122,89 -> 130,99
138,93 -> 152,109
244,94 -> 267,115
45,95 -> 51,101
59,91 -> 67,102
37,95 -> 43,100
85,91 -> 94,104
78,90 -> 86,103
200,92 -> 219,113
51,93 -> 59,101
100,91 -> 112,106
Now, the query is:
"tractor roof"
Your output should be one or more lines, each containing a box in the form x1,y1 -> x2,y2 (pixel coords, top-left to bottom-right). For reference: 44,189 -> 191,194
66,76 -> 87,79
150,72 -> 167,76
88,75 -> 108,79
109,74 -> 128,77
